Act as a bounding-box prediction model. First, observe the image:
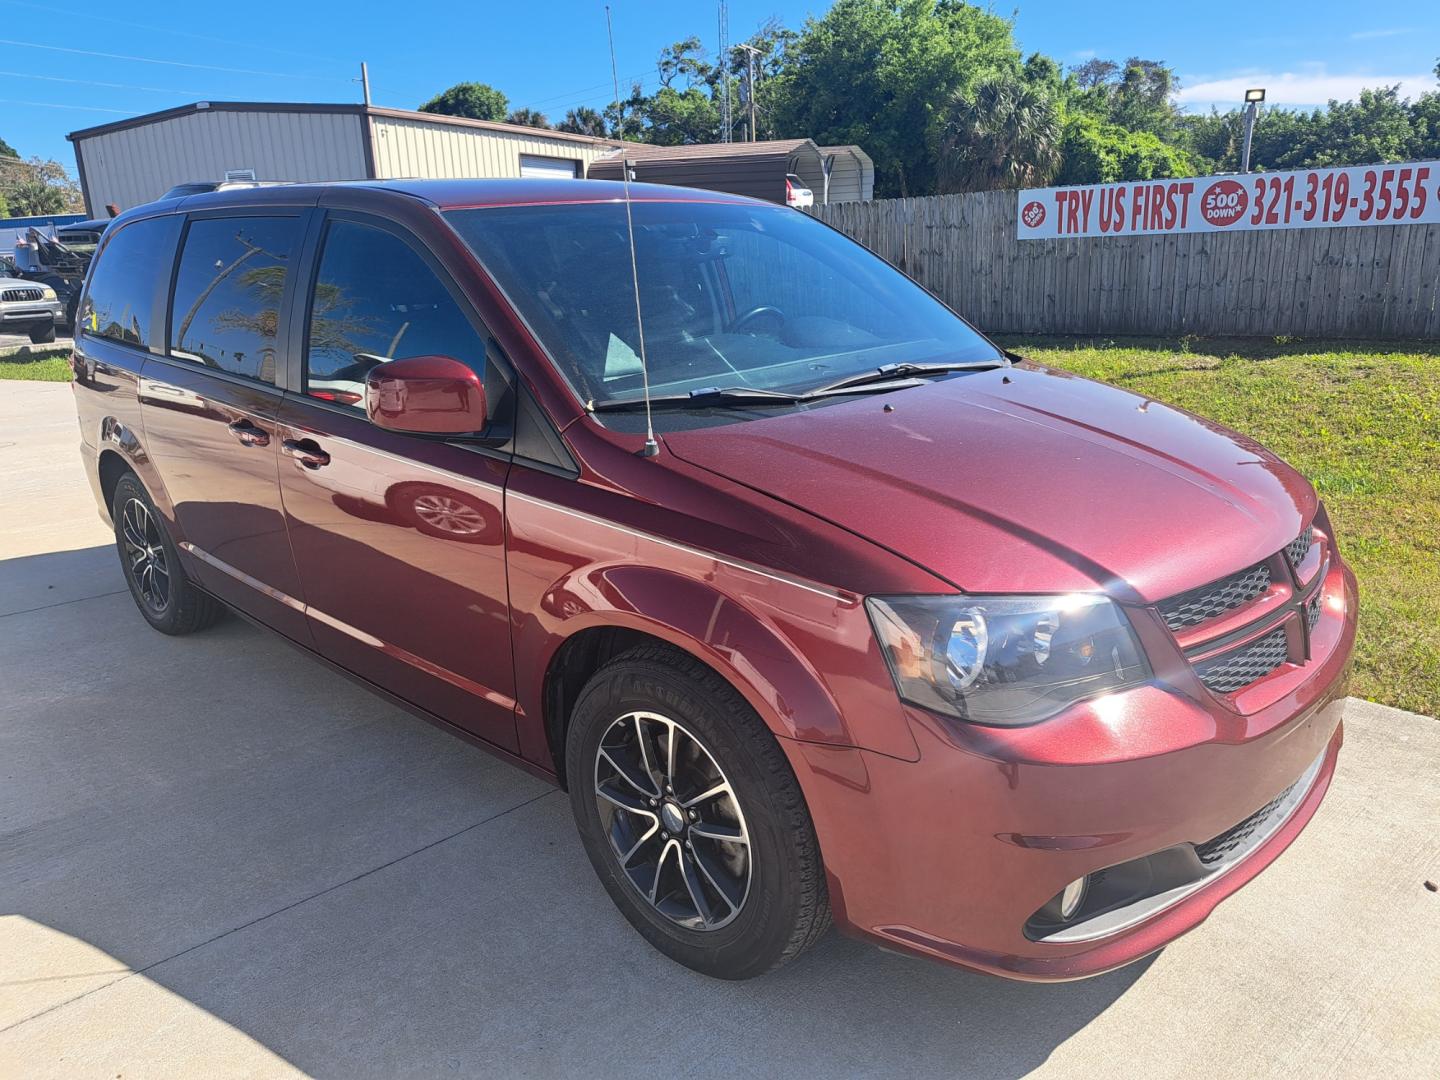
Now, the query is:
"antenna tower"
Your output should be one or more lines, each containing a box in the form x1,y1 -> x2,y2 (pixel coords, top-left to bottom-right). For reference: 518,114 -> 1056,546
718,1 -> 732,142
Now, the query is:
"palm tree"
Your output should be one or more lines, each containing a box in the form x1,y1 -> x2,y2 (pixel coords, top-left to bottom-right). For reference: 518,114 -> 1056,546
937,77 -> 1062,193
506,108 -> 551,129
558,107 -> 608,138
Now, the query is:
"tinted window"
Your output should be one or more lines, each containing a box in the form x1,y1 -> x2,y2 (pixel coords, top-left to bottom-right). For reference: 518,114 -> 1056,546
81,215 -> 180,349
169,216 -> 303,383
304,220 -> 487,408
444,201 -> 1001,409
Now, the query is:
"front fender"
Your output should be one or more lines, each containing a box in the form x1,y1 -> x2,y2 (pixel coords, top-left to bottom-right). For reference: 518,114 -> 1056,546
512,561 -> 920,767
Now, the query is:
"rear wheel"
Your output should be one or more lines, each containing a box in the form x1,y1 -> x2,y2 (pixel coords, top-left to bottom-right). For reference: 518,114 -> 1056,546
112,473 -> 224,635
566,644 -> 830,979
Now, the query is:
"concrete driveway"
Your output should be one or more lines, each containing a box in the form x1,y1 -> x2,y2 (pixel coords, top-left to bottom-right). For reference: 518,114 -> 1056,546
2,380 -> 1437,1078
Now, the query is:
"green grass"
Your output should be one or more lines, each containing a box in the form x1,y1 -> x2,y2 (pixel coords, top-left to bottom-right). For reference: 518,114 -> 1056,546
0,346 -> 71,381
997,335 -> 1440,718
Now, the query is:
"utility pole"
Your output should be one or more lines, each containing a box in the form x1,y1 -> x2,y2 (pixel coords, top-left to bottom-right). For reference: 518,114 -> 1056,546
360,61 -> 372,106
1241,87 -> 1265,172
737,43 -> 760,141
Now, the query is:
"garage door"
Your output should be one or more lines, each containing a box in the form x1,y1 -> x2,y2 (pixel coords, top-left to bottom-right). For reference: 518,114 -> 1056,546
519,155 -> 579,179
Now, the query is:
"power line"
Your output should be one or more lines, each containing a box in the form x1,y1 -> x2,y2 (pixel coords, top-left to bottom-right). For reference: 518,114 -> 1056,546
515,66 -> 660,111
0,37 -> 351,82
0,97 -> 129,114
559,73 -> 663,112
0,0 -> 349,65
0,69 -> 208,96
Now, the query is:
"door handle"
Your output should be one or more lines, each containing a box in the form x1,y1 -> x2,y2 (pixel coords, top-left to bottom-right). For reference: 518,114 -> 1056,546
227,419 -> 271,448
282,438 -> 331,469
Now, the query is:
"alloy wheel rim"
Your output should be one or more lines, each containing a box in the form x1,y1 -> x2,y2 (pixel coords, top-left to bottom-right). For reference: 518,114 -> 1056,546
593,710 -> 752,931
120,497 -> 170,612
412,494 -> 487,535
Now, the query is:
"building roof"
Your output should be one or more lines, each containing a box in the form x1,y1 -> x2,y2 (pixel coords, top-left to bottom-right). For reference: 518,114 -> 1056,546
592,138 -> 817,163
67,101 -> 621,147
818,145 -> 875,167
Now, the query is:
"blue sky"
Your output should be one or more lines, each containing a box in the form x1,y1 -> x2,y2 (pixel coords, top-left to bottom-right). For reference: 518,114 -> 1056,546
2,0 -> 1437,174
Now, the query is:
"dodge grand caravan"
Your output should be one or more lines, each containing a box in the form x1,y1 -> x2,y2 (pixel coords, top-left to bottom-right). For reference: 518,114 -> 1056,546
71,179 -> 1356,981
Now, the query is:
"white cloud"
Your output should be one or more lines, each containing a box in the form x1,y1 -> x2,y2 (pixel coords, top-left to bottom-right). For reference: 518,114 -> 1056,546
1177,66 -> 1434,108
1072,48 -> 1097,60
1348,28 -> 1412,40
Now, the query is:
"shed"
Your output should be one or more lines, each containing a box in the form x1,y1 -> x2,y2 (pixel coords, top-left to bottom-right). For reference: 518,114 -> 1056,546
67,101 -> 620,214
817,146 -> 875,203
587,139 -> 873,204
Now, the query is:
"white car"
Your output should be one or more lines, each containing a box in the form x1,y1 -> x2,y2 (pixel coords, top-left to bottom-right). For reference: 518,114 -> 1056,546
0,275 -> 63,343
785,173 -> 814,208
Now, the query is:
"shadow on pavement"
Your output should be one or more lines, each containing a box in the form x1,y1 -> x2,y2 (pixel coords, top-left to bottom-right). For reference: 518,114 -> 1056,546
1,546 -> 1148,1077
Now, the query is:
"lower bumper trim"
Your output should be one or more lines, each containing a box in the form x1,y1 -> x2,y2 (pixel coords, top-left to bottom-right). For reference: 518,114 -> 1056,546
1034,746 -> 1327,944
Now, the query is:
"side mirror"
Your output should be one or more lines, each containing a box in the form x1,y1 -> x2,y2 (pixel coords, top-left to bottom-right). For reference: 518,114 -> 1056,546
365,355 -> 488,436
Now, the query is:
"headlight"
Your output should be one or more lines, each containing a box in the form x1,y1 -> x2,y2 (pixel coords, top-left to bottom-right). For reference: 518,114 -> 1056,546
866,594 -> 1150,726
40,286 -> 57,299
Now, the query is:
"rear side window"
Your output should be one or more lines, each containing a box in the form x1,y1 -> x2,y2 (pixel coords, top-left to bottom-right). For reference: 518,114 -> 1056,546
81,215 -> 181,350
303,219 -> 488,408
169,215 -> 304,384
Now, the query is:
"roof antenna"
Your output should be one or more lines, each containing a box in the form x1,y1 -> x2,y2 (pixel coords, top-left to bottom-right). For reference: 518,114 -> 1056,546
606,4 -> 660,458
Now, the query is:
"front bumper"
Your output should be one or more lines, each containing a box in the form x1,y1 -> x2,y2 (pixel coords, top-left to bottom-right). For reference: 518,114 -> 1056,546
1,299 -> 62,327
787,559 -> 1357,981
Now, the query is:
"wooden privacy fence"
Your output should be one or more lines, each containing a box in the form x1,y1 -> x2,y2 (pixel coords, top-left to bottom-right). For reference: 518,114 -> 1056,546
811,189 -> 1440,340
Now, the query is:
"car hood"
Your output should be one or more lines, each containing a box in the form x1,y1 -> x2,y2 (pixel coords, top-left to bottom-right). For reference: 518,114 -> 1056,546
663,364 -> 1316,602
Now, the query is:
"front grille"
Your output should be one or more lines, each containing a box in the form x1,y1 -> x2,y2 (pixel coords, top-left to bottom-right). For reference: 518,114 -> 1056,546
1195,776 -> 1301,865
1156,526 -> 1323,694
2,287 -> 45,302
1285,527 -> 1315,570
1195,626 -> 1289,694
1157,562 -> 1271,631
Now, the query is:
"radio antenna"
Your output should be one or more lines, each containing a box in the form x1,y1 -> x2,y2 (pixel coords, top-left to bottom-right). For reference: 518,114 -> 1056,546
606,4 -> 659,458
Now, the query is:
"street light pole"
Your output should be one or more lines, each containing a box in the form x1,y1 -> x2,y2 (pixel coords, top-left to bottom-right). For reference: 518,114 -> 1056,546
1241,87 -> 1265,172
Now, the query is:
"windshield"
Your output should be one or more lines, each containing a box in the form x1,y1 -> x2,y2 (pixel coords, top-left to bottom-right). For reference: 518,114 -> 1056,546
444,201 -> 1001,410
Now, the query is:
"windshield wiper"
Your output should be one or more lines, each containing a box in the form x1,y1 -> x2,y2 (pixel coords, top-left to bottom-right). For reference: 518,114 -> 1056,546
590,359 -> 1008,413
808,358 -> 1008,395
589,385 -> 808,413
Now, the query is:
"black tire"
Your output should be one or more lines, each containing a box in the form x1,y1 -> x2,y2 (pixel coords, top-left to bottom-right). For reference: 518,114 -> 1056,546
566,644 -> 830,980
112,472 -> 224,635
29,323 -> 57,344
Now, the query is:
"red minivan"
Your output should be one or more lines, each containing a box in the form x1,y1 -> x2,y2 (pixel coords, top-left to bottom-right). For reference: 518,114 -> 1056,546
72,179 -> 1356,981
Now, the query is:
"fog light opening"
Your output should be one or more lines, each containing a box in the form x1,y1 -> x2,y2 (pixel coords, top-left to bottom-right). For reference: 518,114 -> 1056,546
1058,876 -> 1089,921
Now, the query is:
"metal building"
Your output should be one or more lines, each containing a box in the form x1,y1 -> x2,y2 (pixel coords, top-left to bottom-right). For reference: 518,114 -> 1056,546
67,101 -> 620,214
587,139 -> 874,204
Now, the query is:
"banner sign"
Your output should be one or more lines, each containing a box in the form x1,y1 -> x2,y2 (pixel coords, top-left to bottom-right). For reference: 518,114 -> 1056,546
1016,161 -> 1440,239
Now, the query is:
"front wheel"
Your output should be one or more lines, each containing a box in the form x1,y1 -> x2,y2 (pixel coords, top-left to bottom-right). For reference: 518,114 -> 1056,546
566,644 -> 830,979
29,323 -> 57,344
